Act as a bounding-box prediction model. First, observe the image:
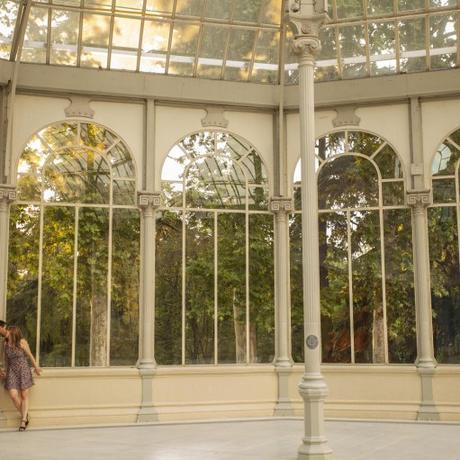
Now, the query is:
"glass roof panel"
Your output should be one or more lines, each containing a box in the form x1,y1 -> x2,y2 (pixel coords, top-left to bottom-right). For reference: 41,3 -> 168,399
0,0 -> 20,59
0,1 -> 457,84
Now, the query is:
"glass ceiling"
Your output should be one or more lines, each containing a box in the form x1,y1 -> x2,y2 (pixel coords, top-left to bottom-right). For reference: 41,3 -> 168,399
0,0 -> 458,85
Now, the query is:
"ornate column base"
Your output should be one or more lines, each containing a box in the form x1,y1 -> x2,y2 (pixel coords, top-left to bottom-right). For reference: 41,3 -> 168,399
274,366 -> 295,416
298,377 -> 334,460
417,367 -> 440,421
137,367 -> 159,423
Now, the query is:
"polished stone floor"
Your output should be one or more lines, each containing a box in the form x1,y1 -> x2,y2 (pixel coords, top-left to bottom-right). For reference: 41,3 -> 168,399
0,418 -> 459,460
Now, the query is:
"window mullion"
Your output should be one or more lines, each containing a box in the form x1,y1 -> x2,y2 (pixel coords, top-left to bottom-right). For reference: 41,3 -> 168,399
71,206 -> 79,367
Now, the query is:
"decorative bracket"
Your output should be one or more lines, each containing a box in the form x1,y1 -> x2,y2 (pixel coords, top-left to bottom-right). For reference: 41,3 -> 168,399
332,106 -> 361,128
201,107 -> 229,129
0,184 -> 16,204
270,197 -> 293,213
65,96 -> 95,119
406,189 -> 431,208
138,192 -> 161,209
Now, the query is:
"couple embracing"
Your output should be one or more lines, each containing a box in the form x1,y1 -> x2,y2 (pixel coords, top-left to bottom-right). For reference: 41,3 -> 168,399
0,320 -> 41,431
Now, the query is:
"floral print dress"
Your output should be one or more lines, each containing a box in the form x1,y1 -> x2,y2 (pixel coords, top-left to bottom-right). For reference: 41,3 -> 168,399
4,342 -> 33,391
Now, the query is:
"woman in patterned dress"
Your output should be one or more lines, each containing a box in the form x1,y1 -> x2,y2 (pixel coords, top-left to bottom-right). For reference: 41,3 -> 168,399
3,326 -> 41,431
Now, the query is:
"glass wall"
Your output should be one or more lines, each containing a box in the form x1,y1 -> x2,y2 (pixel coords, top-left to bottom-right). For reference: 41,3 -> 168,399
291,130 -> 416,364
7,122 -> 140,367
429,128 -> 460,363
156,131 -> 275,365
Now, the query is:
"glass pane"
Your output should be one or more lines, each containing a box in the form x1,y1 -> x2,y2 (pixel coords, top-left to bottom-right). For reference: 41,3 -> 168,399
428,207 -> 460,363
239,150 -> 268,184
110,209 -> 140,365
161,181 -> 183,207
21,7 -> 48,64
176,0 -> 204,16
40,122 -> 78,149
81,13 -> 111,68
318,156 -> 379,210
320,212 -> 351,363
75,207 -> 109,366
336,0 -> 364,18
348,131 -> 385,156
180,131 -> 215,158
382,181 -> 405,206
374,144 -> 403,178
197,25 -> 227,79
204,0 -> 232,20
185,158 -> 247,209
399,17 -> 427,73
169,23 -> 200,76
384,209 -> 416,363
113,180 -> 136,205
40,206 -> 74,367
432,141 -> 460,176
7,205 -> 40,355
146,0 -> 174,14
233,0 -> 264,22
43,149 -> 111,204
290,213 -> 303,362
316,27 -> 339,82
112,17 -> 141,48
351,210 -> 384,363
430,15 -> 457,70
316,132 -> 346,160
339,24 -> 368,79
185,212 -> 214,364
0,1 -> 20,59
115,0 -> 144,11
111,49 -> 138,70
217,213 -> 246,363
399,0 -> 424,11
50,9 -> 79,66
369,21 -> 397,76
80,123 -> 118,152
140,20 -> 169,73
368,0 -> 393,16
249,214 -> 274,363
248,186 -> 269,210
251,30 -> 279,83
107,142 -> 136,178
155,211 -> 182,365
260,0 -> 282,25
432,178 -> 456,203
225,29 -> 257,81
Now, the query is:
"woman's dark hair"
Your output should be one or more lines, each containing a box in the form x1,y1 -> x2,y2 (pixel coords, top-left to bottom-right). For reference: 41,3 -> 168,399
0,320 -> 6,327
7,326 -> 23,348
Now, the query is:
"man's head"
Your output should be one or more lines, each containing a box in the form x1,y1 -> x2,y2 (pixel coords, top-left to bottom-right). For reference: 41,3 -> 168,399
0,320 -> 7,337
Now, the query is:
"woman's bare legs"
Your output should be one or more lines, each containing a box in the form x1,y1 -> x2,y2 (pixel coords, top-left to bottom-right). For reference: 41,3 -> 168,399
8,389 -> 22,415
20,389 -> 29,422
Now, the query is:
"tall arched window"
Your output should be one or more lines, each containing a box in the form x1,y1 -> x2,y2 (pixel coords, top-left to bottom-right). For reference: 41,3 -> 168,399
291,130 -> 416,364
156,131 -> 274,365
429,128 -> 460,363
7,122 -> 140,367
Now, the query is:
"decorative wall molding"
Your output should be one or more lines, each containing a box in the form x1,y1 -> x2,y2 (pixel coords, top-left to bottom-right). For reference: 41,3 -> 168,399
332,106 -> 361,128
406,189 -> 432,208
270,197 -> 293,213
137,191 -> 161,209
201,107 -> 229,129
0,184 -> 16,203
410,163 -> 424,176
64,96 -> 94,119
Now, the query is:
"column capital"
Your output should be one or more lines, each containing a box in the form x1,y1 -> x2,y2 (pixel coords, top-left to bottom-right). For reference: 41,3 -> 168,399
0,185 -> 17,205
406,189 -> 432,209
270,197 -> 293,214
137,191 -> 161,210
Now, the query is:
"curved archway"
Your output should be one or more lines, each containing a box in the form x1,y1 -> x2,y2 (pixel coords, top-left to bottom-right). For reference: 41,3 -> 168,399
7,121 -> 140,368
428,127 -> 460,363
291,130 -> 415,365
156,130 -> 274,365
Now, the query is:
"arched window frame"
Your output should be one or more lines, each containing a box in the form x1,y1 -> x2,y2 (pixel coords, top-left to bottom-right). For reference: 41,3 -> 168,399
8,120 -> 140,368
291,129 -> 415,365
157,129 -> 275,366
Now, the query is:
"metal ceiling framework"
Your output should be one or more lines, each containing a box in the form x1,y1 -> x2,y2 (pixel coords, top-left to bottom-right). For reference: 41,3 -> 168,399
0,0 -> 458,85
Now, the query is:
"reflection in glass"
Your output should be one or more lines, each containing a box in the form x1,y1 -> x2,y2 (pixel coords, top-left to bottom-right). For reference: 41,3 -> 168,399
249,214 -> 274,363
155,211 -> 183,365
218,213 -> 246,363
185,212 -> 214,364
76,207 -> 109,367
7,205 -> 40,355
429,207 -> 460,363
432,141 -> 460,176
432,178 -> 456,203
40,206 -> 74,367
110,209 -> 140,365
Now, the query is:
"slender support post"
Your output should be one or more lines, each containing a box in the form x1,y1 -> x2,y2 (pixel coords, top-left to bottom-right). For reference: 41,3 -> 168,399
137,191 -> 161,422
0,185 -> 16,322
406,190 -> 439,420
271,197 -> 295,416
286,1 -> 333,457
